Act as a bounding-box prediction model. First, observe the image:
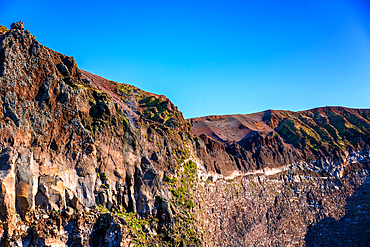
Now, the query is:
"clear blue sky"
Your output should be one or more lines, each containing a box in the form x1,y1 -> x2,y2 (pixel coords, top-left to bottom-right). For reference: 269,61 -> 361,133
2,0 -> 370,118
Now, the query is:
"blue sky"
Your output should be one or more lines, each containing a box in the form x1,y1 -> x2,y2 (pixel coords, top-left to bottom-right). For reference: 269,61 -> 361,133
2,0 -> 370,118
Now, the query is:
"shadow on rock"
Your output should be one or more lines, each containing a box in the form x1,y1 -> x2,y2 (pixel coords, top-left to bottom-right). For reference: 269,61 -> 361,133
305,175 -> 370,247
89,213 -> 128,247
0,153 -> 10,171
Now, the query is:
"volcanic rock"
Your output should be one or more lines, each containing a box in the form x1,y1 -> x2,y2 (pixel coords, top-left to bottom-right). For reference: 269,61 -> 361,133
0,21 -> 369,246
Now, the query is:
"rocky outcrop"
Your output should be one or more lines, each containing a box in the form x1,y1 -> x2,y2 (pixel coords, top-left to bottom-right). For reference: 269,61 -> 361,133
0,21 -> 199,246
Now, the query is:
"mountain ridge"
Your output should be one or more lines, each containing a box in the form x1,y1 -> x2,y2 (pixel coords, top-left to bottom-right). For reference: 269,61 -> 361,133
191,106 -> 370,176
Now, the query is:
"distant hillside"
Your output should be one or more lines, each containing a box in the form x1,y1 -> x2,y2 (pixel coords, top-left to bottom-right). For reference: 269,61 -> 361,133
190,107 -> 370,176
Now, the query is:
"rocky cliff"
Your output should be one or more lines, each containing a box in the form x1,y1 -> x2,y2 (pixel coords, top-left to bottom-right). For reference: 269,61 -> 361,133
0,21 -> 369,246
0,21 -> 198,246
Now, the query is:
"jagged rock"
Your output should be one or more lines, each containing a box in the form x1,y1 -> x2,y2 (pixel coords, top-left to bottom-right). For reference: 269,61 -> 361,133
15,149 -> 39,217
151,151 -> 159,162
81,78 -> 91,84
10,21 -> 24,30
65,187 -> 82,211
57,62 -> 70,76
90,214 -> 131,247
35,175 -> 65,211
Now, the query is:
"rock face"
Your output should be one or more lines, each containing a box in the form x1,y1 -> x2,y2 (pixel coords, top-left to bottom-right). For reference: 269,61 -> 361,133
0,21 -> 197,246
0,21 -> 369,246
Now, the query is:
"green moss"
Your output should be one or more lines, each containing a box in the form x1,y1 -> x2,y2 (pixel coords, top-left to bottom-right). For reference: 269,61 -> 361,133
184,160 -> 197,174
138,96 -> 175,126
0,25 -> 8,33
166,176 -> 177,185
165,160 -> 201,246
97,206 -> 160,246
117,83 -> 135,97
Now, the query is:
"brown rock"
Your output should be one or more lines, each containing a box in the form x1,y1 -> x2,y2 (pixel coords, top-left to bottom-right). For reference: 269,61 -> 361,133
10,21 -> 24,30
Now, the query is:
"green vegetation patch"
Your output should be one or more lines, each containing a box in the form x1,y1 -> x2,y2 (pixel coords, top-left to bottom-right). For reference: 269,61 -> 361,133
165,160 -> 201,246
0,25 -> 8,33
274,109 -> 370,154
139,96 -> 175,126
117,83 -> 135,97
97,206 -> 160,246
